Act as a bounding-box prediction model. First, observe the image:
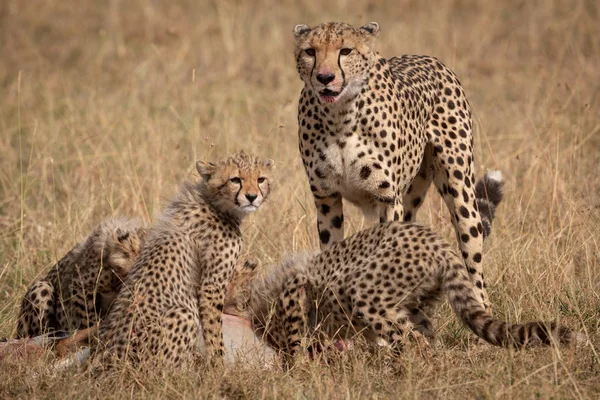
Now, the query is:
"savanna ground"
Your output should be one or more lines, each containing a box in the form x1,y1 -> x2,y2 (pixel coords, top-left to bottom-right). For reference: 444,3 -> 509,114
0,0 -> 599,398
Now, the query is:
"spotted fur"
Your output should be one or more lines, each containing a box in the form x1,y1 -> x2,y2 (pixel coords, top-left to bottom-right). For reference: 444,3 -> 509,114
94,151 -> 274,369
15,217 -> 146,338
294,21 -> 494,311
251,221 -> 577,365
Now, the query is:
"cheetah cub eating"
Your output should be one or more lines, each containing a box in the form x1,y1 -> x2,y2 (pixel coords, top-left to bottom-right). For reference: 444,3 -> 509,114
95,151 -> 274,368
16,217 -> 145,338
250,173 -> 578,364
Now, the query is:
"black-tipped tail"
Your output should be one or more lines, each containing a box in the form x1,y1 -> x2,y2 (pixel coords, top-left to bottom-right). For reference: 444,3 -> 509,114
443,258 -> 580,348
475,170 -> 504,239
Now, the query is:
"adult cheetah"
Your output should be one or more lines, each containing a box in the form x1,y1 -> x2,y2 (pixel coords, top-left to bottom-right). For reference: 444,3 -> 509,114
294,21 -> 493,311
15,217 -> 145,338
249,175 -> 578,364
94,151 -> 274,368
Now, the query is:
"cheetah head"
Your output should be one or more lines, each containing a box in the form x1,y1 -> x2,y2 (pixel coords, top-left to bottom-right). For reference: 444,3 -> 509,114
196,151 -> 275,220
293,21 -> 380,105
107,225 -> 146,280
223,256 -> 261,316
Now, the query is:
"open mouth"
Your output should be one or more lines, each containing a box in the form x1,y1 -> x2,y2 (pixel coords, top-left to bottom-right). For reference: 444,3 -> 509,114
319,88 -> 343,103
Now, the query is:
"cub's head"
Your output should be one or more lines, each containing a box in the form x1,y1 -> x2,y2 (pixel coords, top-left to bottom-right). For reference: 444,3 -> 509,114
293,21 -> 380,104
196,151 -> 274,220
106,224 -> 146,280
223,256 -> 261,316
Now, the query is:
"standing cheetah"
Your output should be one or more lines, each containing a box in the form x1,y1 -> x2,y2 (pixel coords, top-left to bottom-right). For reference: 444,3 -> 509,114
15,217 -> 145,338
249,175 -> 578,363
95,151 -> 274,368
294,21 -> 493,311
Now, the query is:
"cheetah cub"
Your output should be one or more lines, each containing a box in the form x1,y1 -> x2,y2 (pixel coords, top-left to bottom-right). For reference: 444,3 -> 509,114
95,151 -> 274,368
250,174 -> 579,364
16,217 -> 145,338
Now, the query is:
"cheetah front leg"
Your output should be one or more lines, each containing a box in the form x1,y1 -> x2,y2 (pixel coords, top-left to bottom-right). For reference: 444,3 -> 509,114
16,280 -> 55,337
67,289 -> 98,331
314,194 -> 344,249
275,272 -> 310,368
198,281 -> 226,362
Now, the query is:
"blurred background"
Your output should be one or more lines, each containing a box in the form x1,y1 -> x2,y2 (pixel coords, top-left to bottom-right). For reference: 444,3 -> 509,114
0,0 -> 598,395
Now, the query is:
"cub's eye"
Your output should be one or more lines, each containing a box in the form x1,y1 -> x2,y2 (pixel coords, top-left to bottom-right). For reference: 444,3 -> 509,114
230,177 -> 242,184
304,48 -> 316,56
257,177 -> 266,184
340,48 -> 352,56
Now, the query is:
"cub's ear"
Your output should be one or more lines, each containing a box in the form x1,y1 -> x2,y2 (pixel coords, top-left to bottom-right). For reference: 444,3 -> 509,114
264,159 -> 275,169
293,24 -> 311,38
113,227 -> 130,243
360,22 -> 380,37
134,226 -> 148,240
196,160 -> 217,181
242,258 -> 259,271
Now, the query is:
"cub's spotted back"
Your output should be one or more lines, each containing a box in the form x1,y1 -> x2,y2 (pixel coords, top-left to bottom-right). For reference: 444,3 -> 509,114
249,175 -> 578,364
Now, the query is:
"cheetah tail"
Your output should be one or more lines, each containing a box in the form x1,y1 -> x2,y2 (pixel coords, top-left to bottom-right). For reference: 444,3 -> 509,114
475,170 -> 504,239
443,256 -> 581,348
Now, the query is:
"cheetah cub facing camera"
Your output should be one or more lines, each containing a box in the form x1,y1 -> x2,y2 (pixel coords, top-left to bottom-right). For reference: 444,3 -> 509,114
16,218 -> 146,338
95,151 -> 274,368
250,173 -> 579,365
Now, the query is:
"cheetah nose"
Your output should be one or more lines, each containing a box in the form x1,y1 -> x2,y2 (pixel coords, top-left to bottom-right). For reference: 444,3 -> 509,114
316,73 -> 335,85
245,193 -> 258,203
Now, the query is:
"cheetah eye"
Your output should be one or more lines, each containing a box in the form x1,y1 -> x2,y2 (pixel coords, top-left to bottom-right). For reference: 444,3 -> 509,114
304,48 -> 316,56
340,48 -> 352,56
257,177 -> 266,184
230,177 -> 242,184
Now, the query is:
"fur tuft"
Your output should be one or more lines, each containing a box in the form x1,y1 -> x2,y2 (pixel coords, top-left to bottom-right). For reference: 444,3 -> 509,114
475,170 -> 505,239
249,252 -> 315,329
486,169 -> 503,183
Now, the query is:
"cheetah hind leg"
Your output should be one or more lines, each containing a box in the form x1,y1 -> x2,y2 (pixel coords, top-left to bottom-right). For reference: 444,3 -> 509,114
355,304 -> 426,357
402,143 -> 434,223
408,308 -> 435,340
431,152 -> 489,314
16,280 -> 55,338
408,284 -> 443,340
156,306 -> 199,368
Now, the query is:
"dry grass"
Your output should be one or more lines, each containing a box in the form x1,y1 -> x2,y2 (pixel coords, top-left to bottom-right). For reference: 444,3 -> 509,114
0,0 -> 599,398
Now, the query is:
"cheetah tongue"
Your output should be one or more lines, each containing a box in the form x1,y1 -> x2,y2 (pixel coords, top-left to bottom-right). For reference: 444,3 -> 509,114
320,95 -> 338,103
319,89 -> 340,103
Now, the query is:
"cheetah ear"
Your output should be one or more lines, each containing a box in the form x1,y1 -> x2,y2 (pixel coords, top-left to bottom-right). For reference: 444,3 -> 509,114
360,22 -> 380,37
196,160 -> 217,181
113,227 -> 130,243
243,259 -> 259,271
264,159 -> 275,169
134,226 -> 148,240
293,24 -> 311,38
